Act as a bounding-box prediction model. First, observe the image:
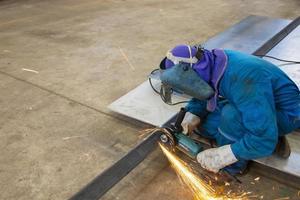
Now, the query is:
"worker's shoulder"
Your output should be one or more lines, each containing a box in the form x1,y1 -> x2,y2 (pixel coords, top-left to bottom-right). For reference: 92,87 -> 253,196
222,50 -> 284,83
224,49 -> 278,72
224,49 -> 264,64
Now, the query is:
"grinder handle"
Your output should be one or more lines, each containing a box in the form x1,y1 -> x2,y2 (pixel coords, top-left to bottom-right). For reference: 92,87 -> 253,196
174,107 -> 187,130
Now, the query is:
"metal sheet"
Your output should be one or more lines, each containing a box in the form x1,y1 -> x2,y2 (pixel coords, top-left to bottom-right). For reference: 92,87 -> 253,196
108,80 -> 187,127
266,26 -> 300,88
203,15 -> 291,52
253,16 -> 300,56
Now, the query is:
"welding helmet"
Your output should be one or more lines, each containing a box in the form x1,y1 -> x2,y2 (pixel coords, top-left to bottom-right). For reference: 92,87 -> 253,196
158,45 -> 214,103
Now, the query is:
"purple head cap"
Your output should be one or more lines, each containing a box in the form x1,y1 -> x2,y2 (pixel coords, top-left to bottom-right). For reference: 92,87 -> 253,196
192,49 -> 214,82
165,45 -> 197,69
163,44 -> 211,83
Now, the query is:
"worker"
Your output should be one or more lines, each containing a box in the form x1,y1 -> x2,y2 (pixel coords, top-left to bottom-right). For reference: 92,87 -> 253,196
159,44 -> 300,175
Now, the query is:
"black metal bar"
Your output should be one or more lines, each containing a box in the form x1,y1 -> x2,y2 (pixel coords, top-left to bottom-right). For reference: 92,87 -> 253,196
253,16 -> 300,56
69,132 -> 162,200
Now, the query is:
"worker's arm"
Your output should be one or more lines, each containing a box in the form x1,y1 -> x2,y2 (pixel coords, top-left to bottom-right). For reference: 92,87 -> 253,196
180,98 -> 208,134
230,77 -> 278,160
185,98 -> 208,118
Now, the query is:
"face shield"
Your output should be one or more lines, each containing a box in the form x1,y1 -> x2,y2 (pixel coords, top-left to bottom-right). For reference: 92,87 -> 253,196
149,45 -> 214,105
160,63 -> 214,102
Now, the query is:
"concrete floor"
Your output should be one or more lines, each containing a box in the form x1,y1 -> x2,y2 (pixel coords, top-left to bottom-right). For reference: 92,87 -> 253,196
0,0 -> 299,199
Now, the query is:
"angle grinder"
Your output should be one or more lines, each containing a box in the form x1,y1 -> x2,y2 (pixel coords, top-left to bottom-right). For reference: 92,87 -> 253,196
160,107 -> 203,158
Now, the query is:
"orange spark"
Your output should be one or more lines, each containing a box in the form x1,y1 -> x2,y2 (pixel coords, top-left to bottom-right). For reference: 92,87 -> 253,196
159,143 -> 248,200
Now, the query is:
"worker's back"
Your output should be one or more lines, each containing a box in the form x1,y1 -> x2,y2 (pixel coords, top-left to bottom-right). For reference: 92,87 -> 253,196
220,50 -> 300,118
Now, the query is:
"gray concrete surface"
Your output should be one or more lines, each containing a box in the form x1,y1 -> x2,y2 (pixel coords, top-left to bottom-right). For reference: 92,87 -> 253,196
0,0 -> 300,199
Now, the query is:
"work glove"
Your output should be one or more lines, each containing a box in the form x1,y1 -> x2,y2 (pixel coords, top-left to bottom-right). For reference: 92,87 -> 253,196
196,145 -> 238,173
181,112 -> 201,135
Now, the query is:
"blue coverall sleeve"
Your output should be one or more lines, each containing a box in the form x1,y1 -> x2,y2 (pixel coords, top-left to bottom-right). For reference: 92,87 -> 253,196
185,98 -> 208,118
230,77 -> 278,160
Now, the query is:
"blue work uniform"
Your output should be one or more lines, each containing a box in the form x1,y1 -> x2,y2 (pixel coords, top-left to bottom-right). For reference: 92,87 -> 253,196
186,50 -> 300,174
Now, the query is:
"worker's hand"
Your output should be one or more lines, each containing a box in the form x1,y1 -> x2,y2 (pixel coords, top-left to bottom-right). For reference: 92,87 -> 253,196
181,112 -> 201,135
196,145 -> 238,173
